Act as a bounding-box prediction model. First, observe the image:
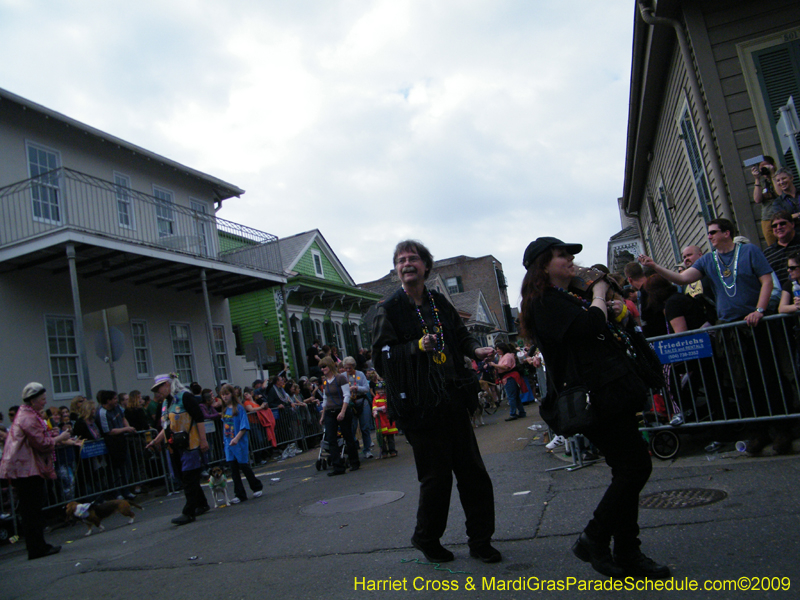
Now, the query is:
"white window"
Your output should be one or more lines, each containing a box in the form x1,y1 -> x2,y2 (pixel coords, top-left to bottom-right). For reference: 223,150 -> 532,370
170,323 -> 194,383
676,102 -> 715,223
190,199 -> 210,257
656,180 -> 681,265
314,320 -> 324,344
335,322 -> 345,349
153,186 -> 175,237
312,249 -> 324,277
114,172 -> 134,229
131,320 -> 151,378
445,276 -> 463,294
212,325 -> 229,382
27,142 -> 62,223
45,316 -> 81,396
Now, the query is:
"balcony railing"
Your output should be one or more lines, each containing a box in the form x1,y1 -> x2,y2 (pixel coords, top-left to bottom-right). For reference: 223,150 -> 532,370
0,168 -> 282,274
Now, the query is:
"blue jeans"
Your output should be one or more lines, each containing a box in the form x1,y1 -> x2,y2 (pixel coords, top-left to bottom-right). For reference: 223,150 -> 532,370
505,378 -> 525,417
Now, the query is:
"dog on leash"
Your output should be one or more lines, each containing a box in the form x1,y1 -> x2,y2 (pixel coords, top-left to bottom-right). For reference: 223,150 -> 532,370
472,391 -> 488,427
208,466 -> 231,508
65,499 -> 142,536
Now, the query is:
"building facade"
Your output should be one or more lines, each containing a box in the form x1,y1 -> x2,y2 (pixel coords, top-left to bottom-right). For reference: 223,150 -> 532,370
617,0 -> 800,267
228,230 -> 381,378
0,88 -> 285,411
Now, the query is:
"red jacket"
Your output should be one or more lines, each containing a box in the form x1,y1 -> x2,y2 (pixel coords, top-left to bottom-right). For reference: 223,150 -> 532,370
0,405 -> 57,480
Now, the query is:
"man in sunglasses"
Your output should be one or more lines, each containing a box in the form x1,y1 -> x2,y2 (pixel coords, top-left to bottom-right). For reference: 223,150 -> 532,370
639,220 -> 794,456
763,212 -> 800,288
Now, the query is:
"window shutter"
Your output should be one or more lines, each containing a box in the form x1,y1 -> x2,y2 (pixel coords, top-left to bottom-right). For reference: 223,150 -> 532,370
754,41 -> 800,179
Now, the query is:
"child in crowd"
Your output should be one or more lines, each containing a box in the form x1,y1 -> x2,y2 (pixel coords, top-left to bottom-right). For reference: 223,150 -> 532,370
371,378 -> 397,458
220,384 -> 264,504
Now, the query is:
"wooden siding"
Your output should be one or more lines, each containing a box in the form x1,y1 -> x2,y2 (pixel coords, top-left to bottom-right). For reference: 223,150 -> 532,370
294,241 -> 346,284
228,289 -> 287,374
700,0 -> 800,239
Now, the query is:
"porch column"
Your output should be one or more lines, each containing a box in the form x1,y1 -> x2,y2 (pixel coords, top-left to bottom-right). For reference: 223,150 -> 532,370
280,284 -> 299,377
200,269 -> 221,388
66,243 -> 92,400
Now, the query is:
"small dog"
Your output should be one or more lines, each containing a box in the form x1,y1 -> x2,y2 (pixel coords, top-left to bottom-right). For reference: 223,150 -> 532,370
472,391 -> 488,427
65,499 -> 142,536
208,466 -> 231,508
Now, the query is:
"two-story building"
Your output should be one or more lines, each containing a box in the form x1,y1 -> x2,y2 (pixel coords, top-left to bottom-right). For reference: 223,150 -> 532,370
228,229 -> 382,378
615,0 -> 800,268
0,88 -> 286,411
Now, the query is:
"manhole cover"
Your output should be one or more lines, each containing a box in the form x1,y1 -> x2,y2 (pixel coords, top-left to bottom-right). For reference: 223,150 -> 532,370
640,488 -> 727,509
301,491 -> 405,516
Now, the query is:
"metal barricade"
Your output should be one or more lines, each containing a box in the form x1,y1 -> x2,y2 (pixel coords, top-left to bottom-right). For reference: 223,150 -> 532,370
642,313 -> 800,457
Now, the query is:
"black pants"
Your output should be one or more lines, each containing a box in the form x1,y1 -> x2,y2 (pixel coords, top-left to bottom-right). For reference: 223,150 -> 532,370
584,402 -> 652,554
404,396 -> 495,548
170,450 -> 209,516
229,460 -> 263,500
323,407 -> 360,472
12,476 -> 50,559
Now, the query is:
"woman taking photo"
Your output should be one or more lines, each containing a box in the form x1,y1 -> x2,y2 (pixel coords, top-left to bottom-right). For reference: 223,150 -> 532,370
519,237 -> 670,580
0,383 -> 82,559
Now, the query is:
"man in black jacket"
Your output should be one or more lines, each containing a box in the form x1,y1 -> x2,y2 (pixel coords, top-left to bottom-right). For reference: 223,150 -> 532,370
372,240 -> 500,564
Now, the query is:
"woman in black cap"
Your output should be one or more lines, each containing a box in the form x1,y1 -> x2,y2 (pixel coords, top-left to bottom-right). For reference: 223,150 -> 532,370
518,237 -> 670,580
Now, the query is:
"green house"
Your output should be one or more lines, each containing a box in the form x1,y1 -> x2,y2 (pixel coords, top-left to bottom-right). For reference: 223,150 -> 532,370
228,229 -> 381,378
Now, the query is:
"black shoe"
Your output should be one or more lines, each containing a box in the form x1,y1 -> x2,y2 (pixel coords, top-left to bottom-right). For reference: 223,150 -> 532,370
614,549 -> 671,579
470,543 -> 502,563
171,514 -> 196,526
572,532 -> 624,578
518,412 -> 527,418
349,464 -> 360,472
328,470 -> 346,477
29,545 -> 61,560
411,536 -> 454,563
195,505 -> 210,516
504,415 -> 519,421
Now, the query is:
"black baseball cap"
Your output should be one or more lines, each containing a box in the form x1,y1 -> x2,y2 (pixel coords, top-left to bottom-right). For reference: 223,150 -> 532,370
522,237 -> 583,269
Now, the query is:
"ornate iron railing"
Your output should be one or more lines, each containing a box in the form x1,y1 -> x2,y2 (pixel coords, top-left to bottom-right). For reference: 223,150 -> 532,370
0,168 -> 282,274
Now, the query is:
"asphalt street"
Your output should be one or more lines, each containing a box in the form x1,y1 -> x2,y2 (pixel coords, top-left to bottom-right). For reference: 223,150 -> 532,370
1,406 -> 798,600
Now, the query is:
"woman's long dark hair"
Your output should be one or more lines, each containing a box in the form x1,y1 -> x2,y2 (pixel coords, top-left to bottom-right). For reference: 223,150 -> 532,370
644,273 -> 677,313
519,247 -> 553,341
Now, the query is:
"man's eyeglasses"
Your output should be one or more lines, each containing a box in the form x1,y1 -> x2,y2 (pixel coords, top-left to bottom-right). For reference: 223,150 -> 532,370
707,229 -> 722,236
788,265 -> 800,272
772,221 -> 790,229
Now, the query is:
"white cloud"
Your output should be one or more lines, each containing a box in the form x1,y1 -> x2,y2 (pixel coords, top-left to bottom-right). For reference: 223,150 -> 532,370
0,0 -> 635,307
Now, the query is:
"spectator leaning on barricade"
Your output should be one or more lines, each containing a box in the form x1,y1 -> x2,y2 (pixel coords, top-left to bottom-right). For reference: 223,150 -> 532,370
97,390 -> 137,500
639,218 -> 794,455
681,245 -> 716,311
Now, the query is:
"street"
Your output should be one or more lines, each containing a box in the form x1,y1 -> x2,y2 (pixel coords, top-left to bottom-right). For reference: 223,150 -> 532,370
1,407 -> 798,600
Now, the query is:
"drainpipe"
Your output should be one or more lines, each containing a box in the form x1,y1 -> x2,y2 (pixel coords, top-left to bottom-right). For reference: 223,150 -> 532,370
637,1 -> 733,222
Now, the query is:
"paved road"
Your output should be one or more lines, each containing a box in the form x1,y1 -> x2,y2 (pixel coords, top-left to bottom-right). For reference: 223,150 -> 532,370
1,407 -> 798,599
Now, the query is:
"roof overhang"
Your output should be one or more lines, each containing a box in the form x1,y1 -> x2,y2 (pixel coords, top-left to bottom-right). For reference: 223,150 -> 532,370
0,230 -> 286,297
622,0 -> 681,215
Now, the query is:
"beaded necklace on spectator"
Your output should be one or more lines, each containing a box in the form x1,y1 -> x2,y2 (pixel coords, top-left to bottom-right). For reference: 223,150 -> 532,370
711,243 -> 740,298
403,287 -> 446,364
550,285 -> 640,360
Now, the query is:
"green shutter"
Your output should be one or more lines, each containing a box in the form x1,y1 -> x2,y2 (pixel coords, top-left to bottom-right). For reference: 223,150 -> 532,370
754,41 -> 800,180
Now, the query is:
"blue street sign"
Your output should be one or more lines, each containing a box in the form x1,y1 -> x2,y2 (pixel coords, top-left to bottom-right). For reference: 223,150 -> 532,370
80,439 -> 107,458
653,332 -> 714,364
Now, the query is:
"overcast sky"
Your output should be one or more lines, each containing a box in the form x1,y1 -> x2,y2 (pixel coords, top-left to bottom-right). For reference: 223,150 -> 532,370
0,0 -> 634,308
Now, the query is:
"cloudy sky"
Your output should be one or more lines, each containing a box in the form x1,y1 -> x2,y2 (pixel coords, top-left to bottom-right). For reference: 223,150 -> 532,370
0,0 -> 634,307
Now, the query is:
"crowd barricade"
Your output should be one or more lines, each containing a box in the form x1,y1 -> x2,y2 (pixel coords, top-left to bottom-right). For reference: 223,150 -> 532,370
641,313 -> 800,458
245,403 -> 323,460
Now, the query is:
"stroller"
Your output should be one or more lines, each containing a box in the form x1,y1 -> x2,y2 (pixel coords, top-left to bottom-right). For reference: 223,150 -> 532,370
315,424 -> 349,471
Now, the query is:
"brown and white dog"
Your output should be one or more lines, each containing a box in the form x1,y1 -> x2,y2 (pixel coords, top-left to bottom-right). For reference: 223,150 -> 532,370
65,499 -> 142,536
472,391 -> 488,427
208,466 -> 231,508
